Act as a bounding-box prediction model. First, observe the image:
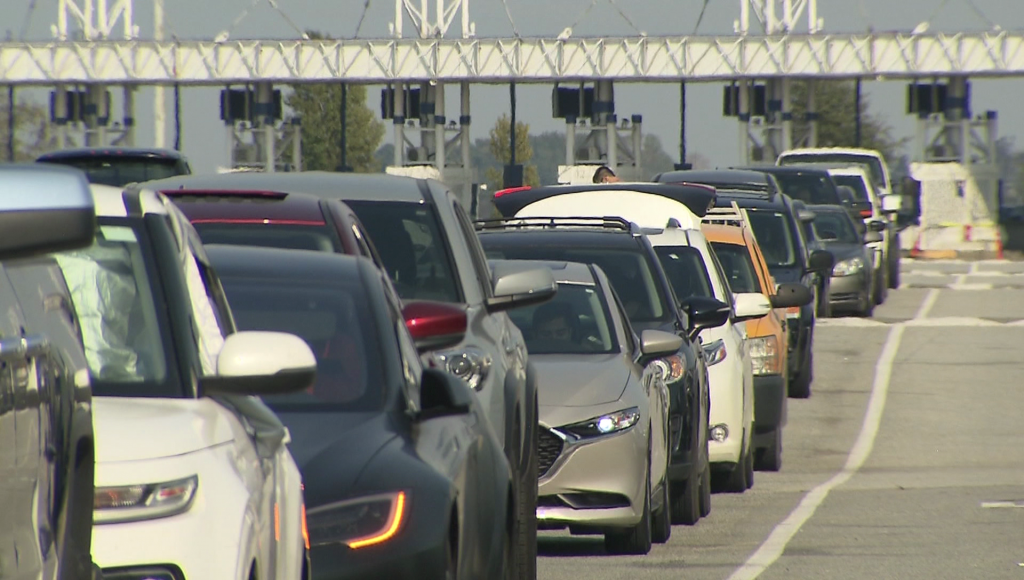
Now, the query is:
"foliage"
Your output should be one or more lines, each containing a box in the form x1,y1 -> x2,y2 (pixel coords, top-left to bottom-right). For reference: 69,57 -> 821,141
0,96 -> 57,161
484,114 -> 539,189
285,30 -> 385,172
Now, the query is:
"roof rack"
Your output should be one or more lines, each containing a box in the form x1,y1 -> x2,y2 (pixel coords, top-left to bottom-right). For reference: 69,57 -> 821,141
474,216 -> 640,235
701,201 -> 751,230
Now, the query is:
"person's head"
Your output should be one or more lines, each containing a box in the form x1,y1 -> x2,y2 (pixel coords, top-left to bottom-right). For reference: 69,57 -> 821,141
532,301 -> 577,343
593,166 -> 620,184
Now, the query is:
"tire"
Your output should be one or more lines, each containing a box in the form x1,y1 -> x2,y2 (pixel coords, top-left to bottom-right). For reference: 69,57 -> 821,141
650,454 -> 672,544
859,293 -> 875,318
698,463 -> 711,518
510,404 -> 538,580
754,428 -> 783,472
789,349 -> 812,399
744,441 -> 755,489
605,470 -> 653,555
669,466 -> 701,525
887,233 -> 901,289
722,441 -> 749,493
444,529 -> 458,580
873,265 -> 888,305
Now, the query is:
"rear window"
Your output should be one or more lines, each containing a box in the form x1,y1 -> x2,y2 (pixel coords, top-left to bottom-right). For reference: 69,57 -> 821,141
770,173 -> 841,206
654,246 -> 714,300
345,201 -> 461,303
39,156 -> 187,187
193,223 -> 342,253
710,242 -> 763,294
831,174 -> 871,202
480,238 -> 669,324
745,210 -> 798,268
812,211 -> 859,244
778,154 -> 885,188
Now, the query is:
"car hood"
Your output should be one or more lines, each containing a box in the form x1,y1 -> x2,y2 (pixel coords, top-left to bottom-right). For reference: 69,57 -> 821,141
93,397 -> 237,463
822,242 -> 867,261
531,354 -> 629,408
276,411 -> 398,504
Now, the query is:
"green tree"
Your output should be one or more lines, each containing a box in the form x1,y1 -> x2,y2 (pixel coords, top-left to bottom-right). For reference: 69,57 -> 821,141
484,114 -> 539,190
0,97 -> 57,161
787,80 -> 906,164
285,31 -> 385,172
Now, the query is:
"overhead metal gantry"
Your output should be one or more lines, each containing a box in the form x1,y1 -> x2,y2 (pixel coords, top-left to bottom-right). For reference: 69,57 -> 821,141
2,31 -> 1024,84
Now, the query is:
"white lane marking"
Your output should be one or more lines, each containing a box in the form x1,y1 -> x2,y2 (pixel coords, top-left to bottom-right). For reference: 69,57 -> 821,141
726,289 -> 935,580
981,501 -> 1024,509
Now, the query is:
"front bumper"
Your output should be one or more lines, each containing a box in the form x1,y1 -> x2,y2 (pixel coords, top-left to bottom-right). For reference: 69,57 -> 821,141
536,426 -> 647,531
707,360 -> 744,465
310,539 -> 447,580
828,272 -> 870,310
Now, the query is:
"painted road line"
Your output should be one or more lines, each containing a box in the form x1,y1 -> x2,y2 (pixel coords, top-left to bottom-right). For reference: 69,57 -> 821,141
726,289 -> 937,580
981,501 -> 1024,509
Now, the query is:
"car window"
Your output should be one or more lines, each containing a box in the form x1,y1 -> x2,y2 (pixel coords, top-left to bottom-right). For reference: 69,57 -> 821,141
219,277 -> 387,413
507,282 -> 617,355
480,241 -> 667,324
55,221 -> 175,396
832,174 -> 872,202
779,154 -> 886,188
707,249 -> 735,305
192,223 -> 341,253
40,156 -> 186,187
711,242 -> 763,294
745,210 -> 798,268
452,201 -> 494,299
812,212 -> 860,244
346,200 -> 461,303
654,246 -> 715,301
770,173 -> 841,205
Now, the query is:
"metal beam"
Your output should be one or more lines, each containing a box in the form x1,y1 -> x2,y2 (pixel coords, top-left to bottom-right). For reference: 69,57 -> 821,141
4,32 -> 1024,85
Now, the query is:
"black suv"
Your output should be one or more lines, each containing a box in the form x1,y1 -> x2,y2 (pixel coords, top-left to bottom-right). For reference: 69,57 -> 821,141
732,165 -> 869,231
653,169 -> 834,399
475,214 -> 724,527
0,165 -> 99,580
37,147 -> 192,187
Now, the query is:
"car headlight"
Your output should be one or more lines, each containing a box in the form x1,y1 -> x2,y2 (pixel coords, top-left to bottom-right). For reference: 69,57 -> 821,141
702,339 -> 727,367
832,257 -> 865,277
650,354 -> 685,384
748,335 -> 781,376
306,491 -> 407,549
431,347 -> 491,390
561,407 -> 641,438
94,475 -> 198,524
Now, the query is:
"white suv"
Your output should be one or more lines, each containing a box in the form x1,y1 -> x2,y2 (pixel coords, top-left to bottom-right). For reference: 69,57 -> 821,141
58,185 -> 315,580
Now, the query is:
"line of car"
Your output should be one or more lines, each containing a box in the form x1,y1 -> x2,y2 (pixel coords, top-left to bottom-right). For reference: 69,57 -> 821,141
8,143 -> 903,580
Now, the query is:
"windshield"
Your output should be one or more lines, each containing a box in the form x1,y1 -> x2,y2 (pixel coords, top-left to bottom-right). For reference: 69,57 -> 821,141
745,210 -> 798,268
655,246 -> 714,301
219,278 -> 387,413
55,220 -> 177,397
481,241 -> 669,324
710,242 -> 763,294
831,174 -> 871,202
41,156 -> 187,187
507,283 -> 617,355
812,211 -> 860,244
193,223 -> 342,253
770,173 -> 841,205
779,154 -> 886,188
345,200 -> 460,303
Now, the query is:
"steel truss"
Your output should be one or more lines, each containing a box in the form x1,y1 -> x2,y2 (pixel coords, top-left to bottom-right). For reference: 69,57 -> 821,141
3,32 -> 1024,85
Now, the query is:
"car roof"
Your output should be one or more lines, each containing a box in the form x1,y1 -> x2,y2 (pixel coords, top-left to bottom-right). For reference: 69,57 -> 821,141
488,259 -> 596,285
477,228 -> 645,250
713,191 -> 789,210
780,147 -> 883,158
733,165 -> 835,178
653,169 -> 775,190
38,147 -> 187,160
205,243 -> 367,284
159,188 -> 329,224
701,223 -> 747,244
142,171 -> 428,203
808,204 -> 849,215
493,182 -> 716,218
89,184 -> 169,217
826,166 -> 869,177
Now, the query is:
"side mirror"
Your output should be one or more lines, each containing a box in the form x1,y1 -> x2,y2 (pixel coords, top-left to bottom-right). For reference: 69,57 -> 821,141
733,292 -> 772,322
402,300 -> 468,353
200,331 -> 317,396
770,282 -> 813,308
487,265 -> 558,313
867,220 -> 887,233
863,230 -> 883,244
850,200 -> 874,219
880,193 -> 902,214
681,296 -> 732,341
797,209 -> 817,223
806,249 -> 835,273
0,165 -> 96,259
638,329 -> 683,363
417,368 -> 473,421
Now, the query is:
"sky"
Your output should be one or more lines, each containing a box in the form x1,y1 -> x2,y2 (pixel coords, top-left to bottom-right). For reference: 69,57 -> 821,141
7,0 -> 1024,174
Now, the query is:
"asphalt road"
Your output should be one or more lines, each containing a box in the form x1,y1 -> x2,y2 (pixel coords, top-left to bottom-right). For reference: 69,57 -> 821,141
538,259 -> 1024,580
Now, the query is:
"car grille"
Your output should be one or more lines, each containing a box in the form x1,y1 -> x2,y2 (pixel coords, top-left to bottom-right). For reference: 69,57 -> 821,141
538,428 -> 564,478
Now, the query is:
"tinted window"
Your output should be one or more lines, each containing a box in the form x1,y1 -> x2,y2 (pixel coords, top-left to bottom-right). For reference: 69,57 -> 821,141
40,156 -> 187,187
220,278 -> 387,413
770,173 -> 841,205
832,174 -> 871,201
710,242 -> 763,294
193,223 -> 342,253
481,240 -> 668,324
55,220 -> 177,396
345,201 -> 461,303
654,246 -> 714,300
812,211 -> 860,244
506,283 -> 617,355
779,154 -> 885,188
746,210 -> 798,268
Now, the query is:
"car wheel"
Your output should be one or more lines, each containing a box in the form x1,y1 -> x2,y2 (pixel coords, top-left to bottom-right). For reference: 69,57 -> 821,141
744,440 -> 755,489
754,428 -> 783,472
698,462 -> 711,517
722,441 -> 749,493
650,453 -> 672,544
669,460 -> 702,525
789,349 -> 812,399
887,233 -> 901,289
605,468 -> 653,555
